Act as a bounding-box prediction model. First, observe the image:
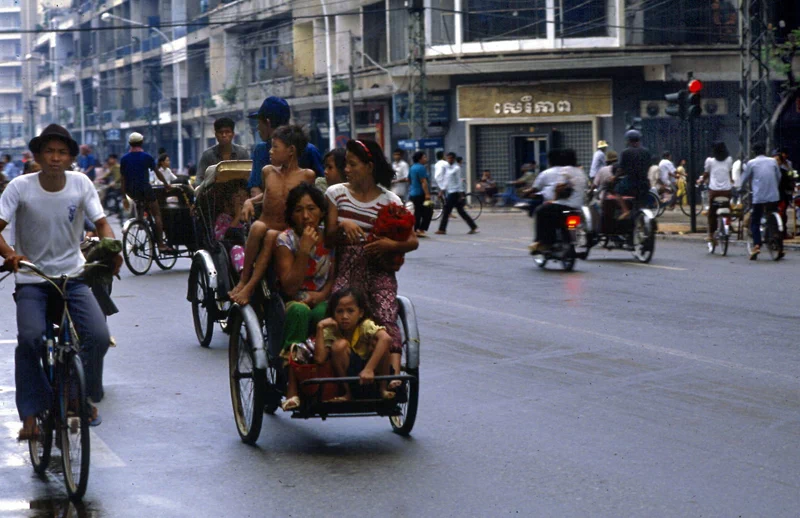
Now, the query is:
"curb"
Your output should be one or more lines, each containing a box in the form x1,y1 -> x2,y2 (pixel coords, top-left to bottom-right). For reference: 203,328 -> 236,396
656,232 -> 800,251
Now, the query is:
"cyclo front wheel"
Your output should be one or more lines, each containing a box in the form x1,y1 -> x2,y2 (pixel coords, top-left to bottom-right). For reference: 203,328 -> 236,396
29,409 -> 53,475
228,307 -> 265,445
60,355 -> 90,501
122,219 -> 154,275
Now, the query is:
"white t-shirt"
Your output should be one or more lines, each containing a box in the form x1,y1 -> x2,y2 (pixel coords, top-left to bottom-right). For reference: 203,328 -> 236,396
433,160 -> 449,191
731,159 -> 742,188
325,183 -> 402,233
151,166 -> 177,186
705,156 -> 733,191
658,159 -> 676,185
391,159 -> 410,198
0,172 -> 105,284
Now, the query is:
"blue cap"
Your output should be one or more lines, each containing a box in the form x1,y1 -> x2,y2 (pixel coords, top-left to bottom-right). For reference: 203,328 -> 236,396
248,96 -> 291,125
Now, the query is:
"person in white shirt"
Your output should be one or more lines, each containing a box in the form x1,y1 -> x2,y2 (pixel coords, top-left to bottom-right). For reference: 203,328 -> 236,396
0,124 -> 122,439
700,142 -> 733,243
589,140 -> 608,179
657,151 -> 677,197
435,152 -> 478,235
433,151 -> 449,193
151,153 -> 178,186
390,149 -> 410,201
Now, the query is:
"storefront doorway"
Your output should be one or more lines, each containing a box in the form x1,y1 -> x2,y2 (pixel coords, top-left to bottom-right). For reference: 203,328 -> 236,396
512,136 -> 548,178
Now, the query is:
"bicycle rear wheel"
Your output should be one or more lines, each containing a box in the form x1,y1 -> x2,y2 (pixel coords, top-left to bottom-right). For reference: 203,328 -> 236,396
60,355 -> 90,501
29,410 -> 53,475
431,195 -> 444,221
463,193 -> 483,221
122,220 -> 154,275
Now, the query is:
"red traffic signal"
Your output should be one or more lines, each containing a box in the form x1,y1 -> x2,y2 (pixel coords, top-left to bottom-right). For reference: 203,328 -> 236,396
688,79 -> 703,94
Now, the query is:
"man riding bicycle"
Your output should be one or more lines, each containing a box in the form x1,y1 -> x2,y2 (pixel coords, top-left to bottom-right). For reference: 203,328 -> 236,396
0,124 -> 121,440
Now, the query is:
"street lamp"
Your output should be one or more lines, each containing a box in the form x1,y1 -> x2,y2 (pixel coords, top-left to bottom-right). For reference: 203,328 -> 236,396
25,53 -> 86,145
101,12 -> 183,173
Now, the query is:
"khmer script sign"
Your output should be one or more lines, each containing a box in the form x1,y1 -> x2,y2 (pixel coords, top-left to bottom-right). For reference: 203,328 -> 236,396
457,81 -> 612,120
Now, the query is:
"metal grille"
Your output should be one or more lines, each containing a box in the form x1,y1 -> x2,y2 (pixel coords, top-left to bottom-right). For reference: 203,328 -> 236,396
473,121 -> 593,185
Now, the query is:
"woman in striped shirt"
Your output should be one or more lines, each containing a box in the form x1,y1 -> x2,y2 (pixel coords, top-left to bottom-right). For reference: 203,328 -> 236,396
325,139 -> 419,390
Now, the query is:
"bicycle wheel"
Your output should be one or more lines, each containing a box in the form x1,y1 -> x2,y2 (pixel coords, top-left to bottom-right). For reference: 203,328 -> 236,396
190,262 -> 214,348
680,187 -> 703,217
154,247 -> 178,270
431,195 -> 444,221
60,355 -> 90,501
29,409 -> 53,475
765,217 -> 783,261
632,212 -> 655,263
390,307 -> 419,436
463,193 -> 483,221
228,308 -> 265,445
122,220 -> 153,275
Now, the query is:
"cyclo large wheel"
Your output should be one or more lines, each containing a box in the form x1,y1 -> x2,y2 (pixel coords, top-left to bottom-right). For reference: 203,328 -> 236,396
463,193 -> 483,221
632,212 -> 655,263
390,300 -> 419,436
228,307 -> 266,444
190,262 -> 214,348
122,220 -> 154,275
29,409 -> 53,476
60,355 -> 90,501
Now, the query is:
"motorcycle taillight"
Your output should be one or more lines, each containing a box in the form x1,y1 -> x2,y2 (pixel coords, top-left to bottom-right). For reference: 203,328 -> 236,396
566,214 -> 581,229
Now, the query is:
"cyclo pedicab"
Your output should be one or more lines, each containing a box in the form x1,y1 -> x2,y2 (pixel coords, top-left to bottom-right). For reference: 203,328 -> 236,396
223,184 -> 421,443
122,181 -> 198,275
187,160 -> 252,347
577,183 -> 658,263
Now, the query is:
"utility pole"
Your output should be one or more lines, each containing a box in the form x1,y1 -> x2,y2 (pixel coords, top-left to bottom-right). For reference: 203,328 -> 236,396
739,0 -> 772,157
348,31 -> 357,139
239,42 -> 251,150
407,0 -> 427,141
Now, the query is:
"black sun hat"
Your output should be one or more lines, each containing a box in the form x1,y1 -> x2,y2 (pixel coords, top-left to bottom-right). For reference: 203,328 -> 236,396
29,124 -> 79,157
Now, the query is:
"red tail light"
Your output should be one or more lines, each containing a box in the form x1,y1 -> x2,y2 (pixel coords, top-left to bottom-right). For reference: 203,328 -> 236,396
566,214 -> 581,229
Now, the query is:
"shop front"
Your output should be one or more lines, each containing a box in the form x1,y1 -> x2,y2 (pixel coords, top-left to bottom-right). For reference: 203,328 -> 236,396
458,81 -> 613,188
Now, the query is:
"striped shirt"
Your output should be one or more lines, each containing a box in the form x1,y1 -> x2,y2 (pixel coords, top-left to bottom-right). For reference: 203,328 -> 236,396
325,183 -> 402,232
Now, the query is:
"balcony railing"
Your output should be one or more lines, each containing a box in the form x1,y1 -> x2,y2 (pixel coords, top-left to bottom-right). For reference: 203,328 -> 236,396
188,15 -> 209,35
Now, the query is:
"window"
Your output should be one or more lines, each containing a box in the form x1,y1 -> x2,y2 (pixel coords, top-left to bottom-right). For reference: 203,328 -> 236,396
388,0 -> 410,62
431,0 -> 456,46
363,2 -> 387,64
249,27 -> 292,82
626,0 -> 738,45
463,0 -> 547,43
556,0 -> 609,39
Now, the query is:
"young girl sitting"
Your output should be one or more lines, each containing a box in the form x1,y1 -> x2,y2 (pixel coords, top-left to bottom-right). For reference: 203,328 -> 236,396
325,139 -> 419,391
314,288 -> 394,401
214,186 -> 248,271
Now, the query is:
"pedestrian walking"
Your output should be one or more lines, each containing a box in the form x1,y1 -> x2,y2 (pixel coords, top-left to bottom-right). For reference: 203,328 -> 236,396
391,149 -> 410,201
408,151 -> 433,237
195,117 -> 250,186
741,143 -> 782,260
436,152 -> 478,235
590,140 -> 608,179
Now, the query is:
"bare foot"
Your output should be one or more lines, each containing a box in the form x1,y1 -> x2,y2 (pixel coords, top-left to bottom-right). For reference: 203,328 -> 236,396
230,283 -> 255,306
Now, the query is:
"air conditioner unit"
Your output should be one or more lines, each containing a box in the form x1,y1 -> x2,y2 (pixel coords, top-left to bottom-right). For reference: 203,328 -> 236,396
639,99 -> 728,118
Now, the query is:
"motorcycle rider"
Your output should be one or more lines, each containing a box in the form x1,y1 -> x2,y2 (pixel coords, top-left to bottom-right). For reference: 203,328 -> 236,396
528,149 -> 586,254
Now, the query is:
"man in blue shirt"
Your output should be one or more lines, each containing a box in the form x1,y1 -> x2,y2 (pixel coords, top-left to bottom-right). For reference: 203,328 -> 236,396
77,145 -> 98,182
246,96 -> 323,196
2,154 -> 19,181
741,143 -> 782,260
120,132 -> 173,253
408,151 -> 433,237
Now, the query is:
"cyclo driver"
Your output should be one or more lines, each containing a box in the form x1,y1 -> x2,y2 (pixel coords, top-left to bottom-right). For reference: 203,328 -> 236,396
608,129 -> 652,222
0,124 -> 122,440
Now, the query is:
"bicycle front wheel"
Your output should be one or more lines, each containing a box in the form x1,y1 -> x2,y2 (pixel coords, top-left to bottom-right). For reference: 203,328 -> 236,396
60,355 -> 90,501
463,193 -> 483,221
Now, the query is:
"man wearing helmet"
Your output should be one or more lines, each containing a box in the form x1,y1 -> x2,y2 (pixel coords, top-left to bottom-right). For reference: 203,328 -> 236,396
612,129 -> 651,220
120,132 -> 173,253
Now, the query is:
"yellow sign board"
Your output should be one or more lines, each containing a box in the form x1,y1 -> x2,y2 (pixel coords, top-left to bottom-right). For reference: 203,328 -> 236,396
457,81 -> 612,120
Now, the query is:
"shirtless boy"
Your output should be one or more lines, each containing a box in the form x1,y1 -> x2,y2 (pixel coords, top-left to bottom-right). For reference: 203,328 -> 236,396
229,125 -> 315,305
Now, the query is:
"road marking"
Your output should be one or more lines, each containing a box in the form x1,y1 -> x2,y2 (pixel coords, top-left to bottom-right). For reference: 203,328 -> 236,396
499,247 -> 528,252
407,292 -> 798,385
0,340 -> 15,344
621,262 -> 687,271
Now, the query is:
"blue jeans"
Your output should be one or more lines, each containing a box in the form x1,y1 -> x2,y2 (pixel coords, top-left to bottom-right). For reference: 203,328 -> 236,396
750,202 -> 778,246
14,281 -> 110,420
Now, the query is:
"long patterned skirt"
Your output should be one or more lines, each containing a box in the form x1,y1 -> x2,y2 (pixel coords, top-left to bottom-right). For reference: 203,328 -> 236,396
333,244 -> 402,354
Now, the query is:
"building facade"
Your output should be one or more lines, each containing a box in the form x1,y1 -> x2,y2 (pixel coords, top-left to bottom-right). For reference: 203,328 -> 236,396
23,1 -> 796,184
0,0 -> 27,156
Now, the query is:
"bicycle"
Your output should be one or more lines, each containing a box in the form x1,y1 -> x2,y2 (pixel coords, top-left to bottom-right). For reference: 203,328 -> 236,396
707,196 -> 732,256
429,189 -> 483,222
745,203 -> 784,261
0,261 -> 104,501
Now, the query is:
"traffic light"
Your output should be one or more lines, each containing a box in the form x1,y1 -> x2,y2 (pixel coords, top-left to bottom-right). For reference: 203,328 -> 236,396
687,79 -> 703,119
665,90 -> 687,119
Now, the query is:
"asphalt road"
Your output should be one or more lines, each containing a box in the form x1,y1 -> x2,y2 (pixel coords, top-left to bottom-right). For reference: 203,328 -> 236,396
0,213 -> 798,517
